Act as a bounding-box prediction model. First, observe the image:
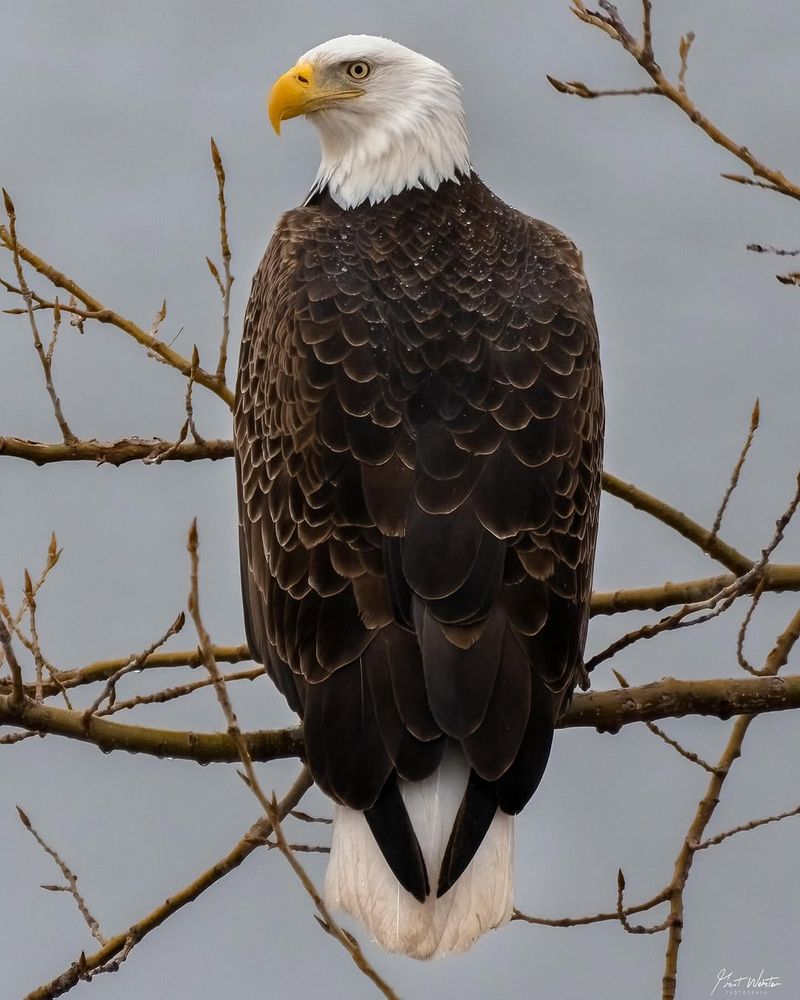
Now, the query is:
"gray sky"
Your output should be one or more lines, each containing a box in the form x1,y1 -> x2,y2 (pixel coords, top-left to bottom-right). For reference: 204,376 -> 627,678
2,1 -> 800,997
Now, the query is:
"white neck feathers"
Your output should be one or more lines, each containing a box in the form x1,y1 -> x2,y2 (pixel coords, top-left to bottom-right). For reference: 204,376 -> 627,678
303,42 -> 471,209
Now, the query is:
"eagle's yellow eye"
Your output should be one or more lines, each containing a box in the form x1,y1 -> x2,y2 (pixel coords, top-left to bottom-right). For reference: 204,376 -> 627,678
346,61 -> 371,81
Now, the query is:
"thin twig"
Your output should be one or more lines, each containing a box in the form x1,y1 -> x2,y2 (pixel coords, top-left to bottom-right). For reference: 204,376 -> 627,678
677,31 -> 694,93
612,669 -> 718,773
0,227 -> 234,408
146,347 -> 207,464
2,560 -> 69,708
736,579 -> 766,676
513,886 -> 670,927
0,642 -> 251,699
643,721 -> 718,774
17,806 -> 107,946
721,173 -> 787,196
209,139 -> 234,383
639,0 -> 653,59
588,473 -> 800,671
567,1 -> 800,201
747,243 -> 800,257
82,612 -> 186,719
290,809 -> 333,825
661,603 -> 800,999
709,398 -> 760,540
0,614 -> 25,705
2,190 -> 76,442
96,667 -> 264,718
602,472 -> 752,575
265,840 -> 330,855
691,804 -> 800,851
616,869 -> 670,935
187,520 -> 399,1000
24,768 -> 314,1000
546,76 -> 659,98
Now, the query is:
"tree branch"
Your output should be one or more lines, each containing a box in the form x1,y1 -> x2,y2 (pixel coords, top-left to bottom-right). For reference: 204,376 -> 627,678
0,693 -> 305,762
0,614 -> 25,705
566,1 -> 800,201
0,227 -> 234,409
691,804 -> 800,852
0,436 -> 233,465
0,644 -> 250,700
208,139 -> 234,383
17,806 -> 107,947
3,190 -> 76,443
5,675 -> 800,761
24,767 -> 314,1000
602,472 -> 751,575
514,887 -> 669,928
660,604 -> 800,999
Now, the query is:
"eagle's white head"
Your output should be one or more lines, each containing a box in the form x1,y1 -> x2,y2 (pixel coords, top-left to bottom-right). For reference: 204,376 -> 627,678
268,35 -> 471,210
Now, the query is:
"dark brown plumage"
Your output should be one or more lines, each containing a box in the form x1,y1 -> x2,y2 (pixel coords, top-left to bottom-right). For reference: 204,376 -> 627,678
235,171 -> 603,901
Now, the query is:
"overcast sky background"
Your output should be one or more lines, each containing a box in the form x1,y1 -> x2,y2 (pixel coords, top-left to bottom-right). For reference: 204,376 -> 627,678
2,1 -> 800,997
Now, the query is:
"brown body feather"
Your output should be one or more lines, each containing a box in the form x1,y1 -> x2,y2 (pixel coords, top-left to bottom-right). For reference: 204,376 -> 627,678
235,171 -> 603,899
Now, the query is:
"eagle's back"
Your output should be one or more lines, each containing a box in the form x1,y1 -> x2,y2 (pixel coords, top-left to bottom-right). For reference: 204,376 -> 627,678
235,171 -> 603,934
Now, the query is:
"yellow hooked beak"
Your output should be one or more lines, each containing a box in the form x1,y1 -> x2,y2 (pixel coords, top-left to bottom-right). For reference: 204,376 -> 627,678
268,62 -> 362,134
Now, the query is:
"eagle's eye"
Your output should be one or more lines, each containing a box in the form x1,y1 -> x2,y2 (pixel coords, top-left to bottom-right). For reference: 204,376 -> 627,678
346,61 -> 371,81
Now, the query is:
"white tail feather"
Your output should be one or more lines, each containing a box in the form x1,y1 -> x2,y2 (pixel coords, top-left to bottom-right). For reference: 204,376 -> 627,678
323,747 -> 513,959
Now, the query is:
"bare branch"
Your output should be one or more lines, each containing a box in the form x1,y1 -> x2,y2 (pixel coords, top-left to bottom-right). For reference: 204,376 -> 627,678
0,614 -> 25,705
187,520 -> 398,1000
3,191 -> 76,442
0,692 -> 304,762
566,3 -> 800,201
24,768 -> 314,1000
661,605 -> 800,999
677,31 -> 694,93
640,0 -> 653,62
616,869 -> 670,935
5,674 -> 800,760
691,804 -> 800,851
290,809 -> 332,825
0,227 -> 234,408
614,668 -> 718,773
265,789 -> 400,999
721,172 -> 787,196
82,612 -> 186,719
546,75 -> 658,98
17,806 -> 107,946
209,139 -> 234,383
514,886 -> 670,928
265,840 -> 330,854
0,436 -> 233,465
747,243 -> 800,257
0,643 -> 250,699
591,564 -> 800,616
96,667 -> 264,718
736,579 -> 766,676
602,472 -> 752,575
709,399 -> 760,540
588,473 -> 800,670
642,721 -> 718,774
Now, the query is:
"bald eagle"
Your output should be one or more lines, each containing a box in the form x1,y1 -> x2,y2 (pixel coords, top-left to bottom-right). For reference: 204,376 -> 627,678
235,35 -> 603,959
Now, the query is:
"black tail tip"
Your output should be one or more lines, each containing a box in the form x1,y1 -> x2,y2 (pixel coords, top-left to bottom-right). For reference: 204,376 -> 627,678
364,775 -> 431,903
436,769 -> 498,899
